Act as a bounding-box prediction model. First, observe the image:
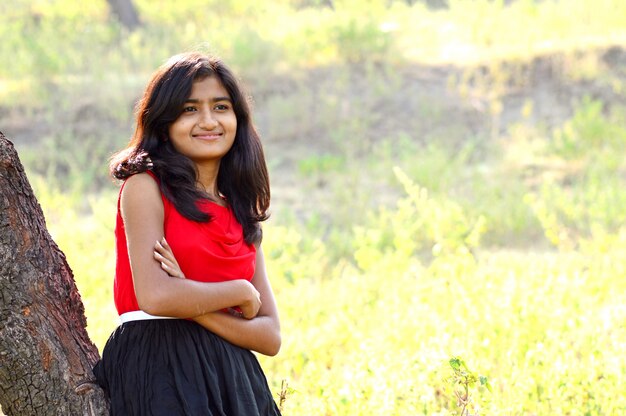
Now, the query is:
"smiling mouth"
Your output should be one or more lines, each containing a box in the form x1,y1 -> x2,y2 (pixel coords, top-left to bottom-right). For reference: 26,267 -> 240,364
193,132 -> 222,140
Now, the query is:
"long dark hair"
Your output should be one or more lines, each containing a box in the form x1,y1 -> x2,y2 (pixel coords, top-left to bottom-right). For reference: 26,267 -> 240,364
110,52 -> 270,245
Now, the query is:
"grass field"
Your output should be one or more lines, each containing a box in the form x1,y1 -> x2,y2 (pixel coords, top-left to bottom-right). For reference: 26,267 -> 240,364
2,0 -> 626,414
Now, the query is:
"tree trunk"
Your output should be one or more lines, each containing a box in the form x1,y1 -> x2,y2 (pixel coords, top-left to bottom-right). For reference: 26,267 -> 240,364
106,0 -> 141,31
0,132 -> 109,415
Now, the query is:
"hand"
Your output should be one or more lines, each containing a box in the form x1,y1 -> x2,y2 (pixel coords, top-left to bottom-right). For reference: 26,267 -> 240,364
154,237 -> 186,279
238,281 -> 262,319
154,238 -> 260,318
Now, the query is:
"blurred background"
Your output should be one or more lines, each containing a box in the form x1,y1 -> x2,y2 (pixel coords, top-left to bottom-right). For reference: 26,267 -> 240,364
1,0 -> 626,414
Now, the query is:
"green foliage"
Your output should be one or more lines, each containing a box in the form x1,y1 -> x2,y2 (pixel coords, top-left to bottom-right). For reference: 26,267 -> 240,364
229,27 -> 283,72
448,356 -> 491,415
26,104 -> 626,414
523,99 -> 626,248
20,128 -> 120,200
263,222 -> 333,285
525,172 -> 626,249
6,1 -> 626,414
260,228 -> 626,414
297,154 -> 346,176
551,97 -> 626,159
353,166 -> 486,272
332,14 -> 396,63
6,0 -> 626,104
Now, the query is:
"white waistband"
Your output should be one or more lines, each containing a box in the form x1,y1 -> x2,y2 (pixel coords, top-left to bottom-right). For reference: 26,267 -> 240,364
119,310 -> 178,324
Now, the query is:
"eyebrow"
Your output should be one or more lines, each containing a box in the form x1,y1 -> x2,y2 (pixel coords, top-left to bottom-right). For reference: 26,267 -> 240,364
185,97 -> 232,104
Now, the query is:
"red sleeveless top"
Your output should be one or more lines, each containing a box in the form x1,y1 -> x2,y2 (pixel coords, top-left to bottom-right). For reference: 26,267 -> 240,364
113,172 -> 257,315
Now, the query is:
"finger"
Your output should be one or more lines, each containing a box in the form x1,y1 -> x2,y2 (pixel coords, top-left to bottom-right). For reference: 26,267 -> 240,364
155,240 -> 171,254
157,257 -> 174,271
154,251 -> 174,268
154,241 -> 166,254
155,248 -> 172,263
154,245 -> 176,264
154,251 -> 173,266
153,251 -> 170,265
160,261 -> 184,278
158,256 -> 178,271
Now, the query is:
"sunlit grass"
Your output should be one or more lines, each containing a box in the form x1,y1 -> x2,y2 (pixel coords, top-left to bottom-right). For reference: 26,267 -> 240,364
34,182 -> 626,414
397,0 -> 626,64
3,0 -> 626,104
259,244 -> 626,414
23,125 -> 625,413
6,1 -> 626,414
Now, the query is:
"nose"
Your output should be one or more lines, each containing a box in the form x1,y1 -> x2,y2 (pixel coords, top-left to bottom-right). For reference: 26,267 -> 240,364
198,109 -> 218,130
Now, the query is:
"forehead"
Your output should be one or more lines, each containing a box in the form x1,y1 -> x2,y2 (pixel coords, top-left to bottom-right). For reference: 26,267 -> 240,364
188,76 -> 230,99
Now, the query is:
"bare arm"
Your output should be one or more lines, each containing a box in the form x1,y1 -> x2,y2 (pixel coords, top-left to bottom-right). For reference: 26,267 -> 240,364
155,241 -> 281,356
122,173 -> 260,318
193,246 -> 281,356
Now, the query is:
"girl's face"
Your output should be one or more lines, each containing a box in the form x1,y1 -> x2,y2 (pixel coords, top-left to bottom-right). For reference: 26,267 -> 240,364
168,76 -> 237,168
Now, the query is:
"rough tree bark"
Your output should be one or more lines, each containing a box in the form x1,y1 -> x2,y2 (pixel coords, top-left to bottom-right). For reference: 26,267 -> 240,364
106,0 -> 141,31
0,132 -> 109,415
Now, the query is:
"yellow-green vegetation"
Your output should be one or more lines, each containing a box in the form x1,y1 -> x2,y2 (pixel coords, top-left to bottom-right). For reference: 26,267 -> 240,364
3,0 -> 626,414
32,101 -> 626,413
3,0 -> 626,102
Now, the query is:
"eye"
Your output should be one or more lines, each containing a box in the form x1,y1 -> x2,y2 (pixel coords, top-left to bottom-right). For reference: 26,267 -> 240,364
214,103 -> 230,111
183,106 -> 197,112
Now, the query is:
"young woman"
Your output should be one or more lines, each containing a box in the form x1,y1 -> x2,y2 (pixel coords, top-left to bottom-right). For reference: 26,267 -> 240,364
93,52 -> 281,415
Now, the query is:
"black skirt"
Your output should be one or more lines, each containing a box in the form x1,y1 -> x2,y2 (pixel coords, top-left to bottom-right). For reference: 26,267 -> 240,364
93,319 -> 281,416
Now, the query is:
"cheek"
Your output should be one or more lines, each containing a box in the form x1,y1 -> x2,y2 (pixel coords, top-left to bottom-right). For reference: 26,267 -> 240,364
167,123 -> 188,152
169,119 -> 190,138
228,117 -> 237,135
168,122 -> 180,138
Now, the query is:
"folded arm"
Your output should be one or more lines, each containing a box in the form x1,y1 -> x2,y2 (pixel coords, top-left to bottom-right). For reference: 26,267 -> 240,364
192,246 -> 281,356
155,238 -> 281,356
122,173 -> 261,319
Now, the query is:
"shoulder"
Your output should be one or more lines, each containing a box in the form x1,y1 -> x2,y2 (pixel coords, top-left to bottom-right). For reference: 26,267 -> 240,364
120,172 -> 163,217
124,171 -> 159,187
122,172 -> 160,197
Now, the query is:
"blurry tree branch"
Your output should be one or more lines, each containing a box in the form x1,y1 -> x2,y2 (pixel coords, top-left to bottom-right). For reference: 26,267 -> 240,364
106,0 -> 141,31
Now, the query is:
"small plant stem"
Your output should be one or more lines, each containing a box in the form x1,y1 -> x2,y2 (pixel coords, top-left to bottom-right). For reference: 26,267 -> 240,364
460,379 -> 469,416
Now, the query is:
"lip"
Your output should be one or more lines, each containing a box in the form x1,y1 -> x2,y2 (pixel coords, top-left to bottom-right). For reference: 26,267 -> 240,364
193,132 -> 223,140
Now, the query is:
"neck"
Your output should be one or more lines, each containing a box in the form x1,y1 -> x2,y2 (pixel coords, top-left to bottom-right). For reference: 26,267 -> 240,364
196,161 -> 221,199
